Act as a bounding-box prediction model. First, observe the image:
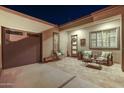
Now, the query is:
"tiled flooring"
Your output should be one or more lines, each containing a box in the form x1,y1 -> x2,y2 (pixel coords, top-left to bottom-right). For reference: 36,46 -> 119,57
47,57 -> 124,87
0,57 -> 124,88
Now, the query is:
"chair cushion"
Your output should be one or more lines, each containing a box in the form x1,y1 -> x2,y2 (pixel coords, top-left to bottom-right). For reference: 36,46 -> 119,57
83,51 -> 92,58
101,52 -> 106,58
96,57 -> 107,61
101,51 -> 112,58
83,56 -> 90,59
56,51 -> 62,56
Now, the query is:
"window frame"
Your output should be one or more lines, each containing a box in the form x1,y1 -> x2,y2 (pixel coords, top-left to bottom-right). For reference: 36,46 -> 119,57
89,27 -> 120,50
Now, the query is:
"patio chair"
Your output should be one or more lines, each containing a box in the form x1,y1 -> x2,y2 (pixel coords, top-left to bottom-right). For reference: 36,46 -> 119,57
96,51 -> 113,66
54,50 -> 64,60
82,50 -> 93,63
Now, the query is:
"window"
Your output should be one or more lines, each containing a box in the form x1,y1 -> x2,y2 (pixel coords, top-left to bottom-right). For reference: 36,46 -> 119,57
90,33 -> 97,48
90,27 -> 119,49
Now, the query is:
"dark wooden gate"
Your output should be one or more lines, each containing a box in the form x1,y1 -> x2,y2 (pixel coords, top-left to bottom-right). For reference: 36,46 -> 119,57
1,27 -> 42,69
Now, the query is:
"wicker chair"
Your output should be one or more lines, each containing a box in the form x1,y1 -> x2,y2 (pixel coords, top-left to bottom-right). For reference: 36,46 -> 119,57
82,51 -> 93,63
96,51 -> 113,66
53,50 -> 64,60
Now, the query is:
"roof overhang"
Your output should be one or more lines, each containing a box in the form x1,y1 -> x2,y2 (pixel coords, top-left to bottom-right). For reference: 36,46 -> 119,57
59,6 -> 123,31
0,6 -> 58,33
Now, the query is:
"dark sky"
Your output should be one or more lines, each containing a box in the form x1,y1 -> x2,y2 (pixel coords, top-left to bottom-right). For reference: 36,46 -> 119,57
4,5 -> 109,25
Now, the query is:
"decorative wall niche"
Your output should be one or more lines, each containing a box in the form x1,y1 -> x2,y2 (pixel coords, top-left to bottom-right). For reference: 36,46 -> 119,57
80,39 -> 86,47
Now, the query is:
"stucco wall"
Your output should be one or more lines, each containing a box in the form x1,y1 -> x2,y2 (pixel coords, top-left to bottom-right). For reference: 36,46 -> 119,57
42,28 -> 59,59
61,16 -> 122,64
42,28 -> 68,60
0,31 -> 2,71
59,31 -> 68,56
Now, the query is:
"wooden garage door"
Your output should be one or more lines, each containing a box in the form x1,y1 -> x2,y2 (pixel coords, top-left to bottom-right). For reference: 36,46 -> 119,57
1,27 -> 42,69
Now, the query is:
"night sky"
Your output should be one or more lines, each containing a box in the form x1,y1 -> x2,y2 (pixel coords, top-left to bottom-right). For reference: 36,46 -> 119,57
4,5 -> 109,25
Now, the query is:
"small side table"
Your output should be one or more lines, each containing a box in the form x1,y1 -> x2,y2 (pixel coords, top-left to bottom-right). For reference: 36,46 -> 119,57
85,57 -> 102,70
94,58 -> 102,70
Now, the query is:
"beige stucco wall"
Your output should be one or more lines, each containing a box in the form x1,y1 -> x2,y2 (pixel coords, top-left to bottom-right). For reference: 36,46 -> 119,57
61,15 -> 122,64
42,28 -> 59,59
0,9 -> 54,70
42,28 -> 68,60
0,31 -> 2,71
59,31 -> 68,56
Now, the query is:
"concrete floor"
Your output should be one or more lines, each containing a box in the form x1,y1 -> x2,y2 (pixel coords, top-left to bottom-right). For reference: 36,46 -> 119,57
0,63 -> 75,88
47,57 -> 124,87
0,57 -> 124,88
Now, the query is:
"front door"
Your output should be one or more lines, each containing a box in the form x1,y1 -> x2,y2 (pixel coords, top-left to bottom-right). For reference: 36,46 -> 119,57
71,35 -> 78,57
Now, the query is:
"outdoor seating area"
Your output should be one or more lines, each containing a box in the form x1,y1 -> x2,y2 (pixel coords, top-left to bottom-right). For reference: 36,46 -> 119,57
0,6 -> 123,88
78,50 -> 113,70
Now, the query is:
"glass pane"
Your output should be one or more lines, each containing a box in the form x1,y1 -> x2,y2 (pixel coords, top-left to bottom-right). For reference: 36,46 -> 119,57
97,32 -> 102,47
91,40 -> 96,48
102,31 -> 110,48
72,46 -> 77,49
110,37 -> 117,48
109,29 -> 117,48
72,51 -> 77,54
91,33 -> 96,39
90,33 -> 97,48
97,41 -> 102,47
73,42 -> 77,45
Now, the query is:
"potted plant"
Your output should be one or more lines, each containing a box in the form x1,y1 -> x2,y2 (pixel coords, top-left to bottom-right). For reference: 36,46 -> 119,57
77,48 -> 84,60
